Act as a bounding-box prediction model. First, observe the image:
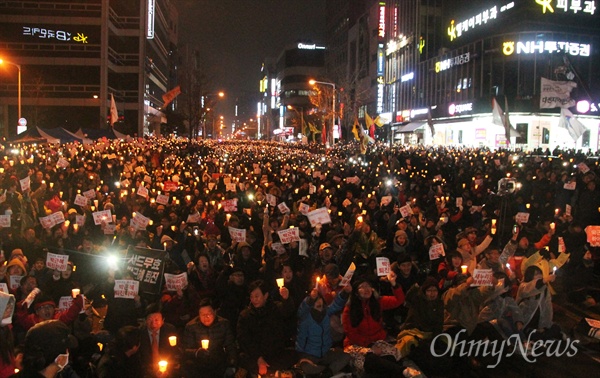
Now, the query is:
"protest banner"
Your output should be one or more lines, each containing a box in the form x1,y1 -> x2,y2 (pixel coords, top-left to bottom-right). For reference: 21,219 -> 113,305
271,242 -> 286,255
266,194 -> 277,207
164,272 -> 188,291
137,185 -> 148,198
277,202 -> 290,214
298,202 -> 310,215
19,176 -> 30,192
277,228 -> 300,244
221,198 -> 238,212
228,227 -> 246,243
306,207 -> 332,227
0,214 -> 10,228
114,279 -> 139,299
46,252 -> 69,272
0,283 -> 8,293
585,226 -> 600,247
399,204 -> 413,218
156,194 -> 169,205
471,269 -> 494,286
83,189 -> 96,199
92,210 -> 112,225
131,212 -> 150,230
74,194 -> 88,207
429,243 -> 445,260
9,275 -> 22,290
125,247 -> 167,295
376,257 -> 390,276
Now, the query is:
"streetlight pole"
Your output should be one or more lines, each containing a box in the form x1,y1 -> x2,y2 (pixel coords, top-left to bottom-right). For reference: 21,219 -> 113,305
0,58 -> 22,120
201,91 -> 225,139
286,105 -> 304,139
309,79 -> 336,145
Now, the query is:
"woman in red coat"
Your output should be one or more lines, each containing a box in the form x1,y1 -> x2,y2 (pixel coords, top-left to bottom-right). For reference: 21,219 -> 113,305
342,273 -> 405,376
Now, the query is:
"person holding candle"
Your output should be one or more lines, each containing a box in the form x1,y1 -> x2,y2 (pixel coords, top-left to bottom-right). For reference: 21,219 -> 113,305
236,279 -> 298,376
437,251 -> 465,293
295,285 -> 352,377
137,303 -> 178,376
477,227 -> 519,274
182,298 -> 237,378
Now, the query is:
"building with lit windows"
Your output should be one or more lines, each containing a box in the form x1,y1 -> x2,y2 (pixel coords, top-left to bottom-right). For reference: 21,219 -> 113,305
381,0 -> 600,150
259,42 -> 325,141
0,0 -> 178,138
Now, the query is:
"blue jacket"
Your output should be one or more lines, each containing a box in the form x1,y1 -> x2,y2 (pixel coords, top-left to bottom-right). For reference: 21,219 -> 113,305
295,291 -> 347,358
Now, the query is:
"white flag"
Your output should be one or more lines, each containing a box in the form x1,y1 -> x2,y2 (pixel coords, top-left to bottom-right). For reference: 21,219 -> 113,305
110,94 -> 118,126
540,77 -> 577,109
558,108 -> 587,142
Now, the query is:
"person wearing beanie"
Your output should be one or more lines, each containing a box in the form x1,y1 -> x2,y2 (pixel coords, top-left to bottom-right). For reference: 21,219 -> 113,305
395,276 -> 444,359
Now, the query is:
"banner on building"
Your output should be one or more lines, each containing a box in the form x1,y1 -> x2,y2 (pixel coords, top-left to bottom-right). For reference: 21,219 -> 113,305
540,77 -> 576,109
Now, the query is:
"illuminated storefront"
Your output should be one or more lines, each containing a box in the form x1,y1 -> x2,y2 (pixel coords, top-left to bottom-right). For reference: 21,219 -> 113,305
382,0 -> 599,150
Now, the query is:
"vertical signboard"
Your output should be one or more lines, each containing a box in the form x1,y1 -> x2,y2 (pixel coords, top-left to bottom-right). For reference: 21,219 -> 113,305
147,0 -> 155,39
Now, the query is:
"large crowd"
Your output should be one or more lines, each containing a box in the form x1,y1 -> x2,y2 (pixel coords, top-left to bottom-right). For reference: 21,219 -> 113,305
0,137 -> 600,378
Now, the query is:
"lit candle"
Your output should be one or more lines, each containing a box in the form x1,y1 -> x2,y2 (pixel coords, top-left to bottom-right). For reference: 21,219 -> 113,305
158,360 -> 168,373
550,222 -> 555,230
73,223 -> 79,232
71,288 -> 80,298
201,339 -> 209,349
505,263 -> 511,271
226,214 -> 231,222
72,265 -> 76,272
276,278 -> 284,288
97,342 -> 103,352
357,216 -> 363,223
168,336 -> 177,346
461,265 -> 468,274
526,203 -> 530,209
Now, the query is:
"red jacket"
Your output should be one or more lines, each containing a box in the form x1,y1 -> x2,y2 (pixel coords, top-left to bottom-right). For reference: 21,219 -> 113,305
15,295 -> 84,331
342,285 -> 404,347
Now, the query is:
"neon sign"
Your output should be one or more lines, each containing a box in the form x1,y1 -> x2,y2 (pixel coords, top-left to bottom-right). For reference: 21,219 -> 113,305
447,2 -> 514,41
535,0 -> 596,15
435,53 -> 470,73
386,35 -> 412,56
378,4 -> 386,40
448,103 -> 473,115
298,43 -> 326,50
502,40 -> 590,56
401,72 -> 414,82
377,46 -> 385,75
147,0 -> 155,39
22,27 -> 89,43
377,76 -> 384,113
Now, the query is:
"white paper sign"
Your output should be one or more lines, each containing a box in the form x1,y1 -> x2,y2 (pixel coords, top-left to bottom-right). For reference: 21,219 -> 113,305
306,207 -> 332,227
164,273 -> 188,291
298,203 -> 310,215
74,194 -> 89,207
471,269 -> 494,286
399,204 -> 413,218
186,212 -> 201,224
429,243 -> 445,260
515,212 -> 530,224
228,227 -> 246,243
558,237 -> 566,253
114,280 -> 139,299
131,212 -> 150,230
137,185 -> 149,198
0,215 -> 10,228
578,162 -> 590,173
266,194 -> 277,207
156,194 -> 169,205
277,202 -> 290,214
221,199 -> 238,212
57,157 -> 70,168
563,181 -> 576,190
376,257 -> 390,276
143,175 -> 152,184
565,204 -> 572,217
226,183 -> 237,192
271,242 -> 286,255
0,283 -> 9,293
9,275 -> 22,290
92,210 -> 112,225
456,197 -> 463,208
299,238 -> 308,257
46,252 -> 69,272
340,263 -> 356,287
19,176 -> 31,192
39,214 -> 55,229
83,189 -> 96,199
277,228 -> 300,244
103,223 -> 116,235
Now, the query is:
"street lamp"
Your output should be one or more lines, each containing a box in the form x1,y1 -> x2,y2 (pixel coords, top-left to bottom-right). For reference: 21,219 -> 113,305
201,91 -> 225,138
286,105 -> 304,138
309,79 -> 336,145
0,58 -> 22,120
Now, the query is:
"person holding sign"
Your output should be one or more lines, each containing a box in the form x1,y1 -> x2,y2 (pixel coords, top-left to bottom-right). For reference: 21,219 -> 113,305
15,292 -> 84,331
342,274 -> 405,376
182,298 -> 238,378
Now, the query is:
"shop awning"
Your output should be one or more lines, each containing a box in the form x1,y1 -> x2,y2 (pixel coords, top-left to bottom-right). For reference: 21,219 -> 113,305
396,122 -> 426,133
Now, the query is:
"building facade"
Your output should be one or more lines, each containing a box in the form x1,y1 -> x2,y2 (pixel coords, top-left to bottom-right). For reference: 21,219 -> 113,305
0,0 -> 178,138
382,0 -> 600,150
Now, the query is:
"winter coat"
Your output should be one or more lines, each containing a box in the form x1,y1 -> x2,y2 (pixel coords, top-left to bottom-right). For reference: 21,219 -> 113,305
443,282 -> 493,335
342,285 -> 404,347
403,285 -> 444,334
296,291 -> 348,358
183,315 -> 238,368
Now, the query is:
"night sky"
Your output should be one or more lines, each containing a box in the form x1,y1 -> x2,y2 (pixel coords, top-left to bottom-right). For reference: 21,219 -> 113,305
174,0 -> 326,126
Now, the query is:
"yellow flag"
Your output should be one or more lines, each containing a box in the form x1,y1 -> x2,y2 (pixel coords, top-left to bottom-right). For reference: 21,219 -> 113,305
373,116 -> 384,127
365,112 -> 374,129
352,117 -> 360,141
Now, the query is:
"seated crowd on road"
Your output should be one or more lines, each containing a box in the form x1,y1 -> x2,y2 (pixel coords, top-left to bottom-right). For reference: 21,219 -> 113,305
0,137 -> 599,377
